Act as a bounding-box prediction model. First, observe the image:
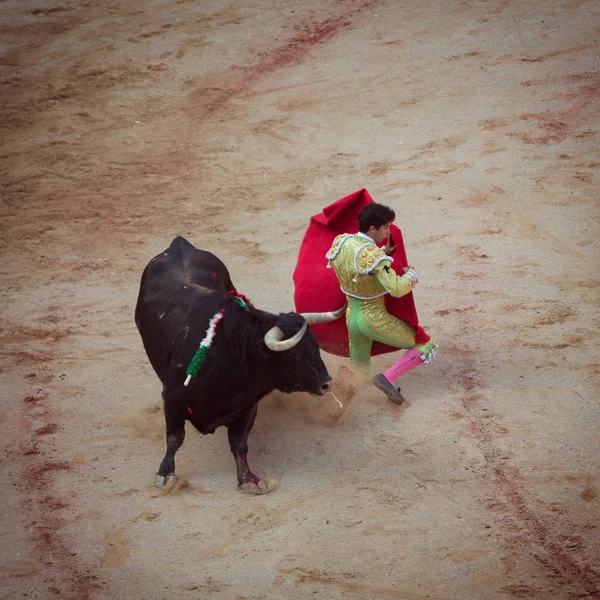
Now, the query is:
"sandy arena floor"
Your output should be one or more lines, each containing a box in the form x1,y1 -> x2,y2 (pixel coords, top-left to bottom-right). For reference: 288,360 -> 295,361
1,1 -> 599,598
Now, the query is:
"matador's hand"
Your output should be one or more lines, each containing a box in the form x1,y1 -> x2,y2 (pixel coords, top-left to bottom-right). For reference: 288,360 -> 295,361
384,235 -> 396,256
402,267 -> 419,284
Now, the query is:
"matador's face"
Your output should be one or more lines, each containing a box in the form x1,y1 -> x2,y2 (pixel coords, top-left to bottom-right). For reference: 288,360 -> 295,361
368,223 -> 391,244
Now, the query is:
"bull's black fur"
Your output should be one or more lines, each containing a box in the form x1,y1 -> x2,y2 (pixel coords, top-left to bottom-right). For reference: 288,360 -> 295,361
135,236 -> 332,492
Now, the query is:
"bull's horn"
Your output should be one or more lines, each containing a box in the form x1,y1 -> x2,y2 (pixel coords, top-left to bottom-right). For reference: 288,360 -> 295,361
299,302 -> 347,325
264,321 -> 308,352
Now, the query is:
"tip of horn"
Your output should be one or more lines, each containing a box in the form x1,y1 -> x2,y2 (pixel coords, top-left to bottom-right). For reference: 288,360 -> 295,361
334,302 -> 348,317
300,303 -> 347,325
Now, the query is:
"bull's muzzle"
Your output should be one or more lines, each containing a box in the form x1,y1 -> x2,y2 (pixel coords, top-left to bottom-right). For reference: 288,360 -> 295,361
318,381 -> 331,395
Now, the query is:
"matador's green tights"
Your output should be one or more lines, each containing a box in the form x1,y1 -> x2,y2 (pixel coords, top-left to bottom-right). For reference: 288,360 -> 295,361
346,296 -> 432,374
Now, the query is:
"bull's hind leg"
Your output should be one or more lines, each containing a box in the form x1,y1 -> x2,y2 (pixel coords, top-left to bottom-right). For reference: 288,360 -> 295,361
226,405 -> 268,495
156,390 -> 186,489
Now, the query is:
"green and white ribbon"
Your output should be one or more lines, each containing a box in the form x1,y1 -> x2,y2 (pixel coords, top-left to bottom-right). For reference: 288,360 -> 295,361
183,309 -> 225,386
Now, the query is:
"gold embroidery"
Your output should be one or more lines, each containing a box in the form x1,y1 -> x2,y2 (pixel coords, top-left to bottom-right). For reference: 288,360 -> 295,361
360,296 -> 418,345
328,234 -> 414,305
325,234 -> 352,261
356,244 -> 389,274
328,235 -> 389,299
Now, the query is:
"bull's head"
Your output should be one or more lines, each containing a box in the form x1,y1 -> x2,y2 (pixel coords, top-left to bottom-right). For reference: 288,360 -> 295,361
263,303 -> 346,396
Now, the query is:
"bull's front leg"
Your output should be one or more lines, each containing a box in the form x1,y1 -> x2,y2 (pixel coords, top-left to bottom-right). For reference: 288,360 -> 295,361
156,389 -> 186,489
226,404 -> 268,495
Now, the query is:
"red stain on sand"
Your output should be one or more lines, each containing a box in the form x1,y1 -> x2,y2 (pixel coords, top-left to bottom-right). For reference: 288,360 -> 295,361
238,12 -> 371,84
512,71 -> 600,146
18,385 -> 102,597
494,467 -> 600,597
435,305 -> 477,317
24,393 -> 48,405
453,348 -> 600,596
35,527 -> 54,548
35,423 -> 59,436
30,461 -> 72,484
192,1 -> 380,117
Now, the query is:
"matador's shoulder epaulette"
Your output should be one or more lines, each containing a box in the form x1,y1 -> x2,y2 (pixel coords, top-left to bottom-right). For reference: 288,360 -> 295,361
325,233 -> 353,261
355,243 -> 393,275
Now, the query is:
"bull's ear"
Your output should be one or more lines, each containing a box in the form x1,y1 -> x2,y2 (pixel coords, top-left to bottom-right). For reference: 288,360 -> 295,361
256,336 -> 273,358
255,322 -> 277,357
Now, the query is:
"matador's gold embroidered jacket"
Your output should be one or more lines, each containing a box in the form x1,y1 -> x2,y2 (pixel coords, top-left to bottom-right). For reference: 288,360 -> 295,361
326,232 -> 415,300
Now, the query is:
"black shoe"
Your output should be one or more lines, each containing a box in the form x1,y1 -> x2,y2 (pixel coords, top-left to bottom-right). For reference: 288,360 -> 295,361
373,373 -> 405,405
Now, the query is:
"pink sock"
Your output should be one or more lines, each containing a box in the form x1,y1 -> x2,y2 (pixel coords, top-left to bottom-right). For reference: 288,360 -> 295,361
382,349 -> 423,383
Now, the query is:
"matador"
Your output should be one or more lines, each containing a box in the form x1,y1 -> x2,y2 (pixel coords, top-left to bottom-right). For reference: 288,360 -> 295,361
326,203 -> 436,404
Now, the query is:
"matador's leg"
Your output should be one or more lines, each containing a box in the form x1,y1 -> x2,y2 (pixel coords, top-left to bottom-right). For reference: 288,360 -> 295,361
381,341 -> 437,381
346,298 -> 374,378
353,303 -> 436,404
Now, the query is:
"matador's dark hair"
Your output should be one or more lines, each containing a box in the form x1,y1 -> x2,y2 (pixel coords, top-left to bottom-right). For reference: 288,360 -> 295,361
358,203 -> 396,233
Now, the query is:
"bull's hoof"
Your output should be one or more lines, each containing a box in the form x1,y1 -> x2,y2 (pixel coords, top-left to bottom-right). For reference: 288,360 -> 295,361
239,479 -> 269,495
155,473 -> 177,489
373,373 -> 405,405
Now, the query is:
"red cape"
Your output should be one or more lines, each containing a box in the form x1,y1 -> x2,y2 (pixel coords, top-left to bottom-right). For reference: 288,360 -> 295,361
293,188 -> 430,357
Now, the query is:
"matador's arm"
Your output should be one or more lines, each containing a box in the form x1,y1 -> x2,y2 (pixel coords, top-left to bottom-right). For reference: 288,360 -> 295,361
374,262 -> 419,298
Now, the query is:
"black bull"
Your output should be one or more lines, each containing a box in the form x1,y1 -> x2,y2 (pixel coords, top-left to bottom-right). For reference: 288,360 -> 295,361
135,236 -> 345,494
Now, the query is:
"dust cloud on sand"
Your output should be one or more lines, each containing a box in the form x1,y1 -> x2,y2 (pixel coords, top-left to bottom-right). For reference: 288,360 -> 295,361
260,364 -> 366,429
